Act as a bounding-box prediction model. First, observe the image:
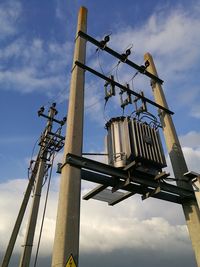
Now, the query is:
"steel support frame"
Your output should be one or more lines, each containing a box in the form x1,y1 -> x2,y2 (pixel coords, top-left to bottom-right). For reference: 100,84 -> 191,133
63,153 -> 195,205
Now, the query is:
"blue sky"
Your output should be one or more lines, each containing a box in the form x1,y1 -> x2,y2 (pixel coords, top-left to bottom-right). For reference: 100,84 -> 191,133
0,0 -> 200,266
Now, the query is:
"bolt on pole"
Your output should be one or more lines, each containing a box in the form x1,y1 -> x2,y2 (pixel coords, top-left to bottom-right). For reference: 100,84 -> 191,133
51,6 -> 87,267
144,52 -> 200,267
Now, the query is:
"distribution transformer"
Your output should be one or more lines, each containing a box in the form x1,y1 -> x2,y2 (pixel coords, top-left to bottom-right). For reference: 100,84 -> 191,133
106,116 -> 166,176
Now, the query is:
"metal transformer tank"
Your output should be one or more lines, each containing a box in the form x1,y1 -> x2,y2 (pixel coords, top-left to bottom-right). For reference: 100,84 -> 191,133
106,117 -> 131,168
106,117 -> 166,172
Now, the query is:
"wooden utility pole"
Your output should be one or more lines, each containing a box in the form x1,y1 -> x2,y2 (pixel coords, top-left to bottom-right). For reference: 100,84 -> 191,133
144,52 -> 200,267
51,7 -> 87,267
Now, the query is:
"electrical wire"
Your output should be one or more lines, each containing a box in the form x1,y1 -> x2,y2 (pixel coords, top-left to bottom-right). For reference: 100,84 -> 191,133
138,111 -> 161,129
85,98 -> 102,110
33,151 -> 56,267
106,60 -> 121,76
97,49 -> 105,75
115,61 -> 121,83
29,138 -> 40,169
103,100 -> 110,123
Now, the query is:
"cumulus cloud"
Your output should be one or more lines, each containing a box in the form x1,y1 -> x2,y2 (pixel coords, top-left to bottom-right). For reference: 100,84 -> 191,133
180,131 -> 200,149
0,37 -> 72,95
108,5 -> 200,78
0,177 -> 192,266
0,1 -> 73,97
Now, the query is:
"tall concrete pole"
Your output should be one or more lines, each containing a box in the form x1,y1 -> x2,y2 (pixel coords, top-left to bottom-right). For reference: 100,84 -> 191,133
19,105 -> 57,267
144,52 -> 200,267
51,7 -> 87,267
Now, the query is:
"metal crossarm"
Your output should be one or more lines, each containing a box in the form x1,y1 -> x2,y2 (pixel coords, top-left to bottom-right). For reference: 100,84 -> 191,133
75,61 -> 174,115
78,30 -> 164,84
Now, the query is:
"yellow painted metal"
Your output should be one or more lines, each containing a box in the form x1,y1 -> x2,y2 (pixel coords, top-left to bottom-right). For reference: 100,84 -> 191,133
65,254 -> 77,267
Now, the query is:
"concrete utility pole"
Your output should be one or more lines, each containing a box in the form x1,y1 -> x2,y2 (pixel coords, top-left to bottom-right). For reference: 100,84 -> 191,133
51,6 -> 87,267
1,155 -> 40,267
144,52 -> 200,267
19,105 -> 57,267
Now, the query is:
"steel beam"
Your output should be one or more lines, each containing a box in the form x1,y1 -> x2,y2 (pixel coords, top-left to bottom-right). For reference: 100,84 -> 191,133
108,192 -> 136,206
83,184 -> 108,200
81,169 -> 182,204
66,153 -> 195,199
78,30 -> 164,84
75,61 -> 173,115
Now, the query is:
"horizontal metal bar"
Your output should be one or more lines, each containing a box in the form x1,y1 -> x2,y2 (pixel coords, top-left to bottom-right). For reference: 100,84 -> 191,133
66,153 -> 195,199
83,184 -> 108,200
48,132 -> 65,140
82,153 -> 108,156
78,31 -> 164,84
108,192 -> 135,206
39,113 -> 64,125
81,169 -> 182,204
75,61 -> 174,115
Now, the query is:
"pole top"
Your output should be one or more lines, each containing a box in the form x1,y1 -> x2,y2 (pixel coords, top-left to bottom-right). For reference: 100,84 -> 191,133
78,6 -> 87,25
79,6 -> 88,13
144,52 -> 159,78
144,52 -> 153,62
76,6 -> 87,34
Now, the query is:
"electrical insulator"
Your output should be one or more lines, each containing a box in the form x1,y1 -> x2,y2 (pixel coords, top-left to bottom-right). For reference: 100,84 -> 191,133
104,75 -> 115,101
99,34 -> 111,49
121,47 -> 132,62
120,84 -> 132,108
38,106 -> 45,116
134,91 -> 147,115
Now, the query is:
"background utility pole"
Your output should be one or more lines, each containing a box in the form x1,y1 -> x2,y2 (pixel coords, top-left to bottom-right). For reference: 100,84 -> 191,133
19,104 -> 57,267
1,155 -> 39,267
144,53 -> 200,267
51,6 -> 87,267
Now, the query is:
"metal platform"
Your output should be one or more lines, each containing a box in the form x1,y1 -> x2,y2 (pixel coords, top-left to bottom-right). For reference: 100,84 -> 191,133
61,153 -> 196,205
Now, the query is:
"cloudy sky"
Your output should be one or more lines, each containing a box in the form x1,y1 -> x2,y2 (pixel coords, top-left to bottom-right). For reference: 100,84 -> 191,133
0,0 -> 200,266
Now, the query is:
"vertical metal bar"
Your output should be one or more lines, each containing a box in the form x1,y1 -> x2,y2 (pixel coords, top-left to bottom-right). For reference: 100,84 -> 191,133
51,7 -> 87,267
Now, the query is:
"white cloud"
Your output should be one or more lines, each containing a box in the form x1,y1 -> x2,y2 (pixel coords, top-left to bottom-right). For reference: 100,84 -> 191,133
0,175 -> 190,258
0,0 -> 73,96
180,131 -> 200,149
109,6 -> 200,77
80,190 -> 189,254
0,37 -> 72,95
190,105 -> 200,119
0,177 -> 59,257
86,4 -> 200,123
0,0 -> 22,39
183,146 -> 200,173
